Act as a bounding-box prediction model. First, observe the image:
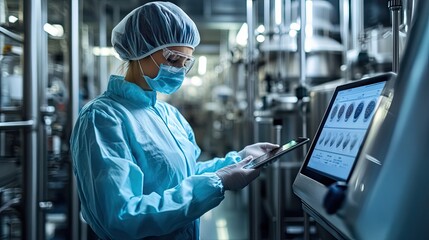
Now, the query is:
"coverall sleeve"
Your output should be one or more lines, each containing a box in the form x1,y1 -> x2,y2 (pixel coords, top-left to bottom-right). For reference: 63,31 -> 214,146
71,108 -> 225,239
195,152 -> 242,174
172,107 -> 243,174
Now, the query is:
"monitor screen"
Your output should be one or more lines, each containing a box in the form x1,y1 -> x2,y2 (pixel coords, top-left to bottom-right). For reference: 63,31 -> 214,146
302,79 -> 387,183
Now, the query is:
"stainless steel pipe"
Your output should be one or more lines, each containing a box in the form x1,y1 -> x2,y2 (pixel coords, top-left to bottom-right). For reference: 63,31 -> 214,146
389,0 -> 402,73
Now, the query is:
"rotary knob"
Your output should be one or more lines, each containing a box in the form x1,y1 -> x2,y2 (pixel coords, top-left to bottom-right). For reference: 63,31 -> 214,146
323,181 -> 348,214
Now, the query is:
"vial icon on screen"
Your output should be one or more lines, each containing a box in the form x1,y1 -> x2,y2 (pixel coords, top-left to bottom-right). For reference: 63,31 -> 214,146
364,99 -> 377,122
329,133 -> 337,147
337,104 -> 346,122
319,133 -> 325,145
345,103 -> 354,122
342,133 -> 351,150
324,132 -> 331,146
350,135 -> 359,151
354,101 -> 364,122
336,133 -> 344,148
330,105 -> 338,121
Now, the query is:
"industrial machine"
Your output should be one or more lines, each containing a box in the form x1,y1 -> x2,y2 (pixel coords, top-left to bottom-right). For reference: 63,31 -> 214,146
293,0 -> 429,239
293,72 -> 395,239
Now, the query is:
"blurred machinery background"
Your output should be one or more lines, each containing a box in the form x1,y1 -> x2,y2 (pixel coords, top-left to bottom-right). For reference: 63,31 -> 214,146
0,0 -> 420,239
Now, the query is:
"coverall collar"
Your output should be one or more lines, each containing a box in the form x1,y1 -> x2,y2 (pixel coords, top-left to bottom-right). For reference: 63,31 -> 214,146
108,75 -> 157,107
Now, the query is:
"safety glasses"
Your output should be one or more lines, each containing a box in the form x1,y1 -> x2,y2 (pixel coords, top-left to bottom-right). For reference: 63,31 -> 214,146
162,48 -> 195,73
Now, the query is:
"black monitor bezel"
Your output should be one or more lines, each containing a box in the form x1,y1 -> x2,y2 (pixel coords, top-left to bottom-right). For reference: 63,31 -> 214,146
300,73 -> 393,186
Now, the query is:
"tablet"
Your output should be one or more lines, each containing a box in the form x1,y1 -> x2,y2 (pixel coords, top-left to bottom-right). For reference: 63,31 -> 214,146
243,137 -> 310,169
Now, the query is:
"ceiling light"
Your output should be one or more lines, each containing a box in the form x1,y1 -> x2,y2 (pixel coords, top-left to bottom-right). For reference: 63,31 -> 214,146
290,22 -> 300,31
8,15 -> 18,23
256,34 -> 265,43
190,76 -> 202,87
306,0 -> 313,37
198,56 -> 207,75
275,0 -> 282,25
92,46 -> 119,58
236,23 -> 248,46
43,23 -> 64,38
256,24 -> 265,33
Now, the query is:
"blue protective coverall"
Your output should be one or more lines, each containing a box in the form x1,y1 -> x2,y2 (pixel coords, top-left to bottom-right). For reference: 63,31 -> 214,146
70,75 -> 241,239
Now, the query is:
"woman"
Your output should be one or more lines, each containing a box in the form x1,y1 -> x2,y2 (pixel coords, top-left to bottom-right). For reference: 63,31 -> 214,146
70,2 -> 277,239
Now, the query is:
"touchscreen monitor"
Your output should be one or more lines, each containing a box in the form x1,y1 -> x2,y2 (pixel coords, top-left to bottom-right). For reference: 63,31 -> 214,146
301,75 -> 389,185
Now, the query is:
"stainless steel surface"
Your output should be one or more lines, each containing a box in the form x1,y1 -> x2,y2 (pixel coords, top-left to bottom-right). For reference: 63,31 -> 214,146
280,160 -> 304,211
353,1 -> 429,238
392,11 -> 400,73
348,26 -> 403,80
306,51 -> 342,84
37,1 -> 48,238
293,171 -> 354,240
0,120 -> 34,129
389,0 -> 402,73
298,0 -> 309,157
259,0 -> 343,86
23,0 -> 41,239
245,0 -> 257,144
294,72 -> 396,240
250,117 -> 271,240
261,50 -> 343,85
254,114 -> 308,239
299,0 -> 306,87
249,177 -> 261,240
69,0 -> 81,239
0,26 -> 23,43
304,212 -> 310,240
264,0 -> 269,38
273,124 -> 282,240
402,0 -> 418,34
351,0 -> 364,50
2,0 -> 78,237
365,27 -> 395,64
285,0 -> 292,31
294,2 -> 429,237
308,79 -> 347,139
259,35 -> 343,53
247,1 -> 258,238
340,0 -> 350,79
98,0 -> 108,93
291,0 -> 336,32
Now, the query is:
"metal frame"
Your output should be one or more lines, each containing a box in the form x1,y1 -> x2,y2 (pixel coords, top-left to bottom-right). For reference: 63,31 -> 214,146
68,0 -> 81,239
1,0 -> 80,239
22,0 -> 41,239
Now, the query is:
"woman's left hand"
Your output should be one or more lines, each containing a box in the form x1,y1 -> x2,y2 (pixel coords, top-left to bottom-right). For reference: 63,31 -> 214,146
238,142 -> 279,160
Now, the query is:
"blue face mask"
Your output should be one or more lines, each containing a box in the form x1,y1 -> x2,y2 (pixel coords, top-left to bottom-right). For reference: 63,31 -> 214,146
138,56 -> 186,95
143,64 -> 186,94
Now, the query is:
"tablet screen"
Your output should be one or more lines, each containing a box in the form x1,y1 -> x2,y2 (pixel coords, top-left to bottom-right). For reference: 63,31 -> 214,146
244,137 -> 309,169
